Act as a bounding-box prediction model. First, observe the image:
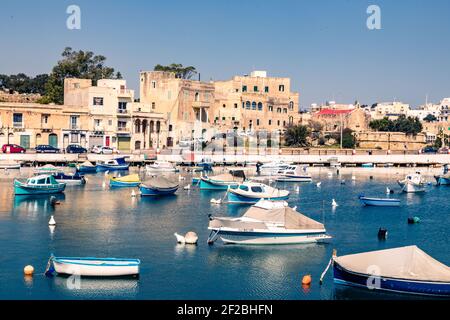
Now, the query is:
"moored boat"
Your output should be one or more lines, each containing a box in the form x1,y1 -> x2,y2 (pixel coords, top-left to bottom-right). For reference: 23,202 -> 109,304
435,165 -> 450,186
398,172 -> 426,193
14,175 -> 66,196
109,174 -> 141,187
200,170 -> 245,190
259,161 -> 290,176
333,246 -> 450,296
45,256 -> 140,277
96,157 -> 130,172
52,172 -> 86,185
0,161 -> 21,170
140,176 -> 179,196
145,161 -> 178,173
34,164 -> 60,174
76,161 -> 97,173
275,165 -> 312,182
227,181 -> 290,204
208,200 -> 332,245
358,195 -> 400,207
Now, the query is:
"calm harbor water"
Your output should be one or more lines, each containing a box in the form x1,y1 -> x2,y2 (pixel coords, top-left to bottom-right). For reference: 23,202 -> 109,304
0,166 -> 448,300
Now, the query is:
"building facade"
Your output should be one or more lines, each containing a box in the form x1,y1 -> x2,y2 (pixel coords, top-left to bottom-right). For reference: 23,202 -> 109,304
311,107 -> 369,133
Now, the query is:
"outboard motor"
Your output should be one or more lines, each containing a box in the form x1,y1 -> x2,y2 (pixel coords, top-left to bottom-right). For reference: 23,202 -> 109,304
378,228 -> 388,240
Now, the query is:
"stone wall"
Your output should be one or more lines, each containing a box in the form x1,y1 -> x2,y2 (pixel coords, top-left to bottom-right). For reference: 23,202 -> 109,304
356,131 -> 426,151
0,90 -> 41,103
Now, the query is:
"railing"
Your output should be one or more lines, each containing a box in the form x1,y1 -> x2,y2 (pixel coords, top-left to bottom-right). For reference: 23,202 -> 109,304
13,122 -> 23,128
118,89 -> 133,97
117,127 -> 130,132
117,109 -> 129,114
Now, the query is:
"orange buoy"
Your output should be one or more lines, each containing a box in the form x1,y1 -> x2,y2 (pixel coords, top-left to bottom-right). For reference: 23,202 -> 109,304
24,265 -> 34,276
302,274 -> 312,286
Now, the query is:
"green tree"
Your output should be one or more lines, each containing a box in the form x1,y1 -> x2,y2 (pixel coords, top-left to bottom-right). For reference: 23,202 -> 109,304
434,137 -> 443,149
340,128 -> 356,148
284,125 -> 309,147
42,47 -> 120,104
0,73 -> 49,95
369,116 -> 422,135
423,114 -> 437,122
154,63 -> 197,79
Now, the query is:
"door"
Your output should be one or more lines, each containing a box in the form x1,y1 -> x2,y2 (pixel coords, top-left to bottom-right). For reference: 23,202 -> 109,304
89,136 -> 103,148
117,137 -> 131,151
105,136 -> 111,147
49,134 -> 58,148
20,135 -> 30,149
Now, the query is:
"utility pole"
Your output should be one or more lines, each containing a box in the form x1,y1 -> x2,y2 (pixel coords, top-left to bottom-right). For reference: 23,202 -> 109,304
340,114 -> 343,149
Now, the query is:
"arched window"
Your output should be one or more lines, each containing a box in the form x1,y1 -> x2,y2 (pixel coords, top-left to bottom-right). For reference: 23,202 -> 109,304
252,102 -> 257,110
156,121 -> 161,133
277,108 -> 282,113
246,101 -> 251,109
195,92 -> 199,102
289,116 -> 293,126
134,119 -> 141,133
289,101 -> 294,110
135,141 -> 141,150
149,121 -> 154,133
142,120 -> 148,134
257,102 -> 263,111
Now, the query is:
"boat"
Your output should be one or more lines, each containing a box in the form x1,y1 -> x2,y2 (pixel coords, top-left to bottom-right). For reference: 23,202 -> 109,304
200,170 -> 245,190
96,157 -> 130,172
76,161 -> 97,173
34,164 -> 60,174
275,165 -> 312,182
333,246 -> 450,296
398,172 -> 426,193
51,172 -> 86,185
109,174 -> 141,187
358,195 -> 400,207
140,176 -> 179,196
145,161 -> 178,173
259,161 -> 290,176
0,161 -> 21,170
435,165 -> 450,186
45,256 -> 140,277
207,200 -> 332,245
14,175 -> 66,195
227,181 -> 290,204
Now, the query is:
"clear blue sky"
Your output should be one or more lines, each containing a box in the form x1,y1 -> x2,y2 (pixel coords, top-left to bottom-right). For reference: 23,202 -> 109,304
1,0 -> 449,108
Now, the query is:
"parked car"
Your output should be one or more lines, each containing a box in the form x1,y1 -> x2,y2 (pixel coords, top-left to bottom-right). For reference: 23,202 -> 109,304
421,146 -> 438,154
35,145 -> 60,153
438,147 -> 450,154
66,144 -> 87,154
91,145 -> 115,154
2,144 -> 26,153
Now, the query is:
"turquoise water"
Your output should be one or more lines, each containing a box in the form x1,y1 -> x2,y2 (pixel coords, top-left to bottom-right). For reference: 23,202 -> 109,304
0,167 -> 448,300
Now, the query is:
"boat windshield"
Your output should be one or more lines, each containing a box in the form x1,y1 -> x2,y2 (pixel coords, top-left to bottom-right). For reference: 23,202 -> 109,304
239,185 -> 249,191
251,186 -> 264,193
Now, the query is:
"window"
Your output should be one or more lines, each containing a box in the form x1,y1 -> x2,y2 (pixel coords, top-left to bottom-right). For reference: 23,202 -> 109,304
195,92 -> 200,102
169,125 -> 173,132
232,117 -> 235,121
73,83 -> 80,89
279,85 -> 285,92
239,185 -> 249,191
242,86 -> 247,92
70,116 -> 78,130
251,186 -> 263,193
118,102 -> 127,113
289,101 -> 294,110
70,133 -> 79,143
256,119 -> 260,126
265,86 -> 269,93
257,102 -> 263,111
253,86 -> 258,92
234,103 -> 238,108
118,121 -> 127,130
223,104 -> 226,108
268,106 -> 273,112
93,97 -> 104,106
277,108 -> 282,113
269,120 -> 272,125
246,101 -> 251,109
222,117 -> 226,121
108,120 -> 112,126
94,119 -> 102,127
283,121 -> 286,126
283,108 -> 288,114
151,81 -> 156,89
13,113 -> 23,127
152,102 -> 156,109
41,114 -> 49,124
252,102 -> 257,110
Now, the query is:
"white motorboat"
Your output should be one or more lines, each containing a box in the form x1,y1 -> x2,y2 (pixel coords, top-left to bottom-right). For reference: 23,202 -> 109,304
227,181 -> 290,204
398,172 -> 426,193
145,161 -> 178,173
208,200 -> 332,245
258,161 -> 290,176
0,161 -> 21,170
275,165 -> 312,182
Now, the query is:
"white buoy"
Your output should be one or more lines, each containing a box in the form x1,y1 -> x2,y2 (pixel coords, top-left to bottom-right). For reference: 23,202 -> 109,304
210,198 -> 222,204
104,170 -> 109,176
184,185 -> 190,190
184,231 -> 198,245
102,181 -> 106,188
352,176 -> 356,181
296,186 -> 300,193
332,199 -> 338,207
131,189 -> 137,197
174,233 -> 185,244
49,215 -> 56,226
316,182 -> 322,187
386,187 -> 391,194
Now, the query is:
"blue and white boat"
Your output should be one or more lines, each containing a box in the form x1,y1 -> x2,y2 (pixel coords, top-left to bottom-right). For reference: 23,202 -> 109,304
51,172 -> 86,185
109,174 -> 141,187
200,171 -> 244,190
96,157 -> 130,172
14,175 -> 66,196
398,172 -> 426,193
76,161 -> 97,174
358,195 -> 400,207
208,200 -> 332,245
140,177 -> 179,196
45,256 -> 140,277
435,165 -> 450,186
333,246 -> 450,297
227,181 -> 290,204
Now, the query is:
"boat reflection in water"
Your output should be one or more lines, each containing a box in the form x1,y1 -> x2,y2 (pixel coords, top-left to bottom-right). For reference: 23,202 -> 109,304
13,194 -> 66,214
50,276 -> 140,299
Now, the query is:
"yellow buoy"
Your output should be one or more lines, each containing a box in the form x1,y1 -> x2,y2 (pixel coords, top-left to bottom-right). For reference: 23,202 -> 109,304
24,265 -> 34,276
302,274 -> 312,286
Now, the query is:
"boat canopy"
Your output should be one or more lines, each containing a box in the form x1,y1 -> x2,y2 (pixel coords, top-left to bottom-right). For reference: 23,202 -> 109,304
27,174 -> 59,185
112,174 -> 140,183
146,177 -> 179,189
80,161 -> 95,167
335,246 -> 450,282
209,202 -> 325,231
36,164 -> 58,171
209,173 -> 241,182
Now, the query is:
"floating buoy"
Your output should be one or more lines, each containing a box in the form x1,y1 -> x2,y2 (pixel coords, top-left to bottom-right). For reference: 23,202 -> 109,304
332,199 -> 338,207
184,185 -> 190,190
378,228 -> 388,240
316,182 -> 322,188
48,215 -> 56,226
131,189 -> 137,197
184,231 -> 198,245
408,217 -> 420,224
352,176 -> 356,181
102,181 -> 106,188
24,265 -> 34,276
174,233 -> 185,244
386,187 -> 391,194
302,274 -> 312,286
340,180 -> 346,185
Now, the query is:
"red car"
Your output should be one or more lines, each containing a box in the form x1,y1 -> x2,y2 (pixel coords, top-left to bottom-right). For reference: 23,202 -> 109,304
2,144 -> 26,153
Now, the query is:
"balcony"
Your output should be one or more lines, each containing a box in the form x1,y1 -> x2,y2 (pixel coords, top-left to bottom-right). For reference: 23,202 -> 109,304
192,101 -> 211,109
118,89 -> 133,98
117,126 -> 130,133
13,122 -> 24,129
117,109 -> 129,115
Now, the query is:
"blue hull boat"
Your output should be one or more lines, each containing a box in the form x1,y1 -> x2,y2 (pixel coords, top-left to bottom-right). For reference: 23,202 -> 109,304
77,166 -> 97,173
435,176 -> 450,186
140,185 -> 178,196
199,178 -> 239,190
96,157 -> 130,172
52,172 -> 86,185
333,246 -> 450,297
359,196 -> 400,207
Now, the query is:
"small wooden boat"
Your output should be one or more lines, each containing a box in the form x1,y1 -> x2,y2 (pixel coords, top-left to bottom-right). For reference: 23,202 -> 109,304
76,161 -> 97,173
333,246 -> 450,296
398,172 -> 426,193
45,256 -> 140,277
200,171 -> 245,190
227,181 -> 290,204
109,174 -> 141,187
0,161 -> 21,170
52,172 -> 86,185
145,161 -> 178,173
358,195 -> 400,207
435,165 -> 450,186
14,175 -> 66,196
96,157 -> 130,172
140,177 -> 179,196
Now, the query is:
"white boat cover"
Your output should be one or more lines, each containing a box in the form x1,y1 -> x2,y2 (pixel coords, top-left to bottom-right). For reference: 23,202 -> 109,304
208,173 -> 240,182
209,204 -> 325,231
335,246 -> 450,282
146,177 -> 179,189
80,161 -> 95,167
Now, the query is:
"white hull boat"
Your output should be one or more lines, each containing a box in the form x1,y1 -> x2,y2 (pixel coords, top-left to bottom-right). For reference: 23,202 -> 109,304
46,256 -> 140,277
275,165 -> 312,182
398,172 -> 426,193
146,161 -> 178,173
259,161 -> 290,176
